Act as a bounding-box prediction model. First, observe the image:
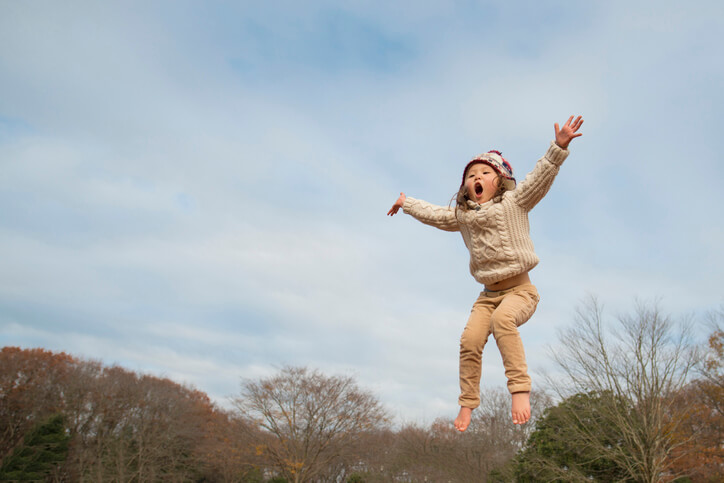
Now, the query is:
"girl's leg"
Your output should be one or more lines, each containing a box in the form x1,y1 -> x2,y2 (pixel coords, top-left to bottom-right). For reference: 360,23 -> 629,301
489,284 -> 540,423
457,294 -> 495,411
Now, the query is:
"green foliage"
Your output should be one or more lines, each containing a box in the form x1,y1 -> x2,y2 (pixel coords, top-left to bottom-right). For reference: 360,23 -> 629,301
0,413 -> 69,481
508,392 -> 630,482
240,467 -> 264,482
266,477 -> 288,483
347,473 -> 365,483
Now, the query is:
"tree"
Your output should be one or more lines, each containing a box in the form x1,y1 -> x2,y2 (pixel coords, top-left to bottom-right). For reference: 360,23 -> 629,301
0,347 -> 75,466
503,391 -> 631,482
0,413 -> 70,481
233,366 -> 389,483
64,367 -> 224,482
386,389 -> 550,482
528,298 -> 698,482
666,308 -> 724,481
1,346 -> 262,481
195,410 -> 267,483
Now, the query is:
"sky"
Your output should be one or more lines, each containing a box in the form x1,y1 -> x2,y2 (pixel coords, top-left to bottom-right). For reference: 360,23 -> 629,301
1,0 -> 722,425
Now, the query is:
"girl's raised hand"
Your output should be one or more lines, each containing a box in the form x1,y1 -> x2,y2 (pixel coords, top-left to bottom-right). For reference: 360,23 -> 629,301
554,115 -> 584,149
387,192 -> 406,216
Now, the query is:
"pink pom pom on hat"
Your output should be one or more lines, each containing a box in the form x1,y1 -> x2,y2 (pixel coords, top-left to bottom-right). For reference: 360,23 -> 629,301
460,150 -> 516,192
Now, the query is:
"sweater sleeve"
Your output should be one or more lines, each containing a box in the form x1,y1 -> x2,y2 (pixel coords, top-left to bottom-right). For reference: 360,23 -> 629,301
510,141 -> 569,210
402,197 -> 461,232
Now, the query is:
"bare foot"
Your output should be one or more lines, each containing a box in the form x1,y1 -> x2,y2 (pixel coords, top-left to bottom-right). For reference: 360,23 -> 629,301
454,407 -> 473,432
511,392 -> 531,425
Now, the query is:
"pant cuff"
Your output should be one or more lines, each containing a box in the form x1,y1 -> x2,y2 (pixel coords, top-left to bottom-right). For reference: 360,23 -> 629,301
507,383 -> 531,394
457,397 -> 480,409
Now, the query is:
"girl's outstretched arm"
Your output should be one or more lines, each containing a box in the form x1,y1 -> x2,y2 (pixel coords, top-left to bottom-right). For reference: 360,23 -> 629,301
387,192 -> 406,216
554,115 -> 584,149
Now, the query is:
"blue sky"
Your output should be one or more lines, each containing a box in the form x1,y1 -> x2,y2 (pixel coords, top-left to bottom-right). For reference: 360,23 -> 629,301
1,0 -> 722,424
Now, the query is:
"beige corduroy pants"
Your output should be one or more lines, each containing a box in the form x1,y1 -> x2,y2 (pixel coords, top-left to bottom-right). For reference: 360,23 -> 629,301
458,283 -> 539,409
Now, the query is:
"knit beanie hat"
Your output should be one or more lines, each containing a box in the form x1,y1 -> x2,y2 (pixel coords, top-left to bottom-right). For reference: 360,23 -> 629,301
461,150 -> 516,191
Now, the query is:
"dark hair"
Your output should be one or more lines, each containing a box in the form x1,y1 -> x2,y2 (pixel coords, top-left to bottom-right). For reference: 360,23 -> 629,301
451,170 -> 507,213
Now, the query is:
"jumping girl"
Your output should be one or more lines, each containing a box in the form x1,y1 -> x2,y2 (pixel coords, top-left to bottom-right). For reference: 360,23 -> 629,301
387,116 -> 583,430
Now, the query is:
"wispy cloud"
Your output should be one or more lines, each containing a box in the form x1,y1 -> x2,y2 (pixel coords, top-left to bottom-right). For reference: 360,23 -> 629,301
1,0 -> 722,424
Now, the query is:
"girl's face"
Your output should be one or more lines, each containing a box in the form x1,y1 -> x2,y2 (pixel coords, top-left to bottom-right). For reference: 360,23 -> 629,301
464,162 -> 500,204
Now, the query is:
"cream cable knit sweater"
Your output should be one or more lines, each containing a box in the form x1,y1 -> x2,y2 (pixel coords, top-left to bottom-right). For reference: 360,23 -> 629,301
402,142 -> 569,285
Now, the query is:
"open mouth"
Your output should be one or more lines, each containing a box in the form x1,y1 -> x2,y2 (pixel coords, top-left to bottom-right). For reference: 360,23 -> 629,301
474,182 -> 483,196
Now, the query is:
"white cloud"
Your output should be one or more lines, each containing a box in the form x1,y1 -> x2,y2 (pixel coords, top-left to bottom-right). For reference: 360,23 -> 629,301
1,0 -> 722,425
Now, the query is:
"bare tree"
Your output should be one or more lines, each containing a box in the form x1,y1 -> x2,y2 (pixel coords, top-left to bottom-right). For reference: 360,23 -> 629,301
233,366 -> 389,483
537,298 -> 698,482
61,365 -> 213,481
469,389 -> 551,479
194,410 -> 266,483
388,389 -> 551,482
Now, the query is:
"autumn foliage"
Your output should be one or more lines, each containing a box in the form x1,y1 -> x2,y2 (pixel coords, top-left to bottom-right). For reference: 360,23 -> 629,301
1,306 -> 722,482
0,347 -> 261,482
666,329 -> 724,481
